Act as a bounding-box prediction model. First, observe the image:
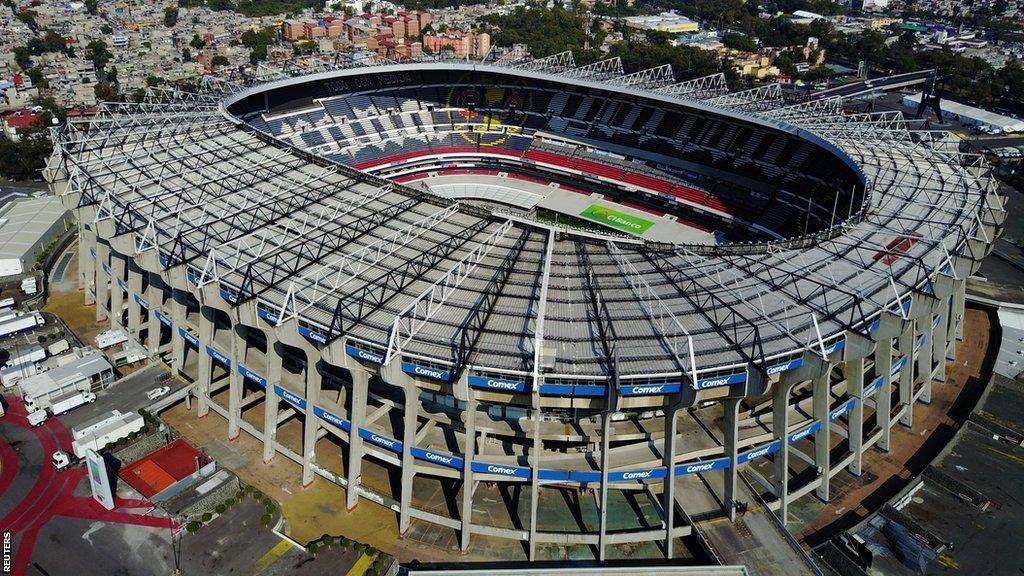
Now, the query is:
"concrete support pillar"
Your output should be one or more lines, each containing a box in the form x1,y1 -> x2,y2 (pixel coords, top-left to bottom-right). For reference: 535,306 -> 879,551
932,310 -> 948,384
110,254 -> 126,329
598,411 -> 612,562
145,274 -> 161,356
874,337 -> 894,452
227,324 -> 244,440
772,381 -> 794,521
127,266 -> 143,337
844,358 -> 865,476
812,367 -> 832,502
301,355 -> 322,487
79,227 -> 96,305
898,325 -> 914,428
170,288 -> 186,377
262,342 -> 283,464
953,278 -> 966,343
196,307 -> 214,418
915,315 -> 934,405
345,370 -> 369,511
399,379 -> 419,535
527,404 -> 541,562
460,397 -> 477,552
662,406 -> 679,558
723,397 -> 741,522
95,241 -> 110,322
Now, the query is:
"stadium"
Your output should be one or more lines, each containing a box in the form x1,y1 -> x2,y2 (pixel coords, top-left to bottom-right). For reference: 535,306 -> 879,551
45,55 -> 1003,561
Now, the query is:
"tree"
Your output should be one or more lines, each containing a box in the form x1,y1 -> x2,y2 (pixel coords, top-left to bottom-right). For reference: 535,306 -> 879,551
12,46 -> 32,70
249,44 -> 267,64
722,32 -> 757,52
164,6 -> 179,27
181,46 -> 192,61
210,54 -> 229,67
84,0 -> 98,14
190,34 -> 205,49
101,23 -> 113,34
94,82 -> 118,102
86,39 -> 113,68
146,75 -> 161,87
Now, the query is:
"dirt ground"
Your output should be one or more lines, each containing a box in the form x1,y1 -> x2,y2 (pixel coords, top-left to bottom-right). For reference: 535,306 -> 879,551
42,240 -> 108,346
793,307 -> 993,544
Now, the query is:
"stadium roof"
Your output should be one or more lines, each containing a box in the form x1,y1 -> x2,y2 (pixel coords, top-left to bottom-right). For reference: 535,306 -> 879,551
47,59 -> 997,385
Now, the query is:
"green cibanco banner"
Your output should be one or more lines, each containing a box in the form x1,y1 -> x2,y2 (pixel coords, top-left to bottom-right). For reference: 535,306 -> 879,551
579,204 -> 654,235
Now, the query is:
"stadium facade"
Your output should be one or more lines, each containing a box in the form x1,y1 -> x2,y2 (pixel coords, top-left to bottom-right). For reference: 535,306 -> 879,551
45,56 -> 1004,560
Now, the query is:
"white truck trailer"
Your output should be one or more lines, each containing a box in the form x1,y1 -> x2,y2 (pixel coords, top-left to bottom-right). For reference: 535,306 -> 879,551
0,312 -> 43,339
95,329 -> 128,350
4,345 -> 46,367
0,297 -> 14,310
1,362 -> 43,388
50,391 -> 96,415
47,339 -> 70,356
72,411 -> 144,457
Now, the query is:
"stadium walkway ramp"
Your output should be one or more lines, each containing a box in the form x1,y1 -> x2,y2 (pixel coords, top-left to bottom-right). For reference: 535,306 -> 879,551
680,474 -> 819,576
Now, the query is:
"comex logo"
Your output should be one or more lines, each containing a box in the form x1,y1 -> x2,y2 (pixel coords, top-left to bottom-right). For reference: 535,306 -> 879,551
629,385 -> 665,395
745,446 -> 773,461
371,434 -> 398,449
622,470 -> 654,480
684,462 -> 716,474
698,377 -> 731,388
413,365 -> 446,379
486,379 -> 522,391
357,349 -> 383,363
487,465 -> 518,475
424,452 -> 455,466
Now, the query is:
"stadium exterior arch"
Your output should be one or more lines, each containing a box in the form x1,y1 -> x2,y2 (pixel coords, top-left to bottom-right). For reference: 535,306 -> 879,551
44,57 -> 1004,560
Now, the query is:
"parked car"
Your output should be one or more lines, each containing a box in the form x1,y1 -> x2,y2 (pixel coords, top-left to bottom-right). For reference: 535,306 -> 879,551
146,386 -> 171,400
28,409 -> 48,427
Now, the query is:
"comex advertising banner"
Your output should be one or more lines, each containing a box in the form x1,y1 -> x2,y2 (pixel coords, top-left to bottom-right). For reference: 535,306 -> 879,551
86,449 -> 115,510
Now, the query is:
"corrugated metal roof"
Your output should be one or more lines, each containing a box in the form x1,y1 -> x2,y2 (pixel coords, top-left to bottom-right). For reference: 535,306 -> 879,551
0,195 -> 70,260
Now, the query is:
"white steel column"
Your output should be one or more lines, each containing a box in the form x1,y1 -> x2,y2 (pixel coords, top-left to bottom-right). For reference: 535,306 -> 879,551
813,366 -> 832,502
663,405 -> 679,557
145,274 -> 161,356
723,397 -> 741,522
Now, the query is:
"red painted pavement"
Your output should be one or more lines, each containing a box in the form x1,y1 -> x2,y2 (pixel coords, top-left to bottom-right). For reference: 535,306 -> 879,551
0,396 -> 179,575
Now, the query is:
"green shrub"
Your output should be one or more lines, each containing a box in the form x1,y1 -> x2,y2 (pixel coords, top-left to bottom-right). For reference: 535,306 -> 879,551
214,504 -> 226,514
185,521 -> 201,533
261,513 -> 271,526
225,498 -> 235,507
244,485 -> 253,494
252,488 -> 263,499
235,490 -> 245,500
201,512 -> 212,523
339,536 -> 349,548
37,335 -> 46,344
261,496 -> 272,507
308,542 -> 318,555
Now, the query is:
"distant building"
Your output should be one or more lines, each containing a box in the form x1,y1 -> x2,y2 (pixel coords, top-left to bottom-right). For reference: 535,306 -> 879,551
623,12 -> 699,34
1,109 -> 41,141
902,93 -> 1024,134
422,31 -> 490,59
0,196 -> 73,277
